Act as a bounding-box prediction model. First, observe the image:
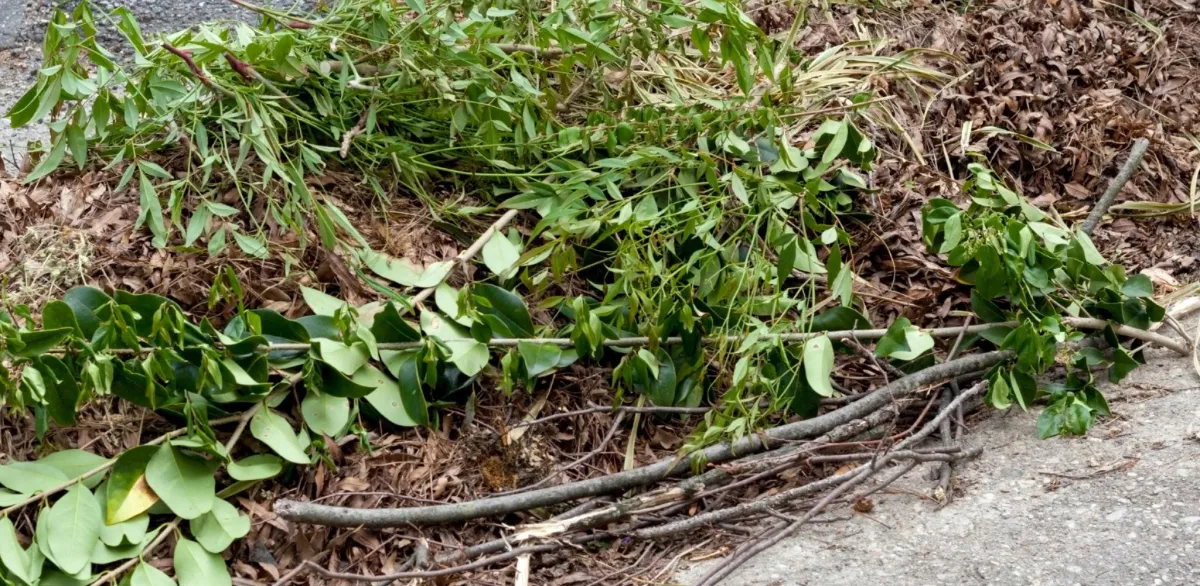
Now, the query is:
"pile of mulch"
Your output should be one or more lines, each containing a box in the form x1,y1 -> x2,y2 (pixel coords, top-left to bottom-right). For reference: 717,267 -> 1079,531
806,0 -> 1200,328
1,2 -> 1198,583
0,168 -> 466,320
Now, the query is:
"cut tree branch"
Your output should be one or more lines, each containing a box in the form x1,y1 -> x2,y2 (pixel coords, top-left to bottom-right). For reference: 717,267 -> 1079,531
693,382 -> 989,585
1081,138 -> 1151,235
273,351 -> 1011,528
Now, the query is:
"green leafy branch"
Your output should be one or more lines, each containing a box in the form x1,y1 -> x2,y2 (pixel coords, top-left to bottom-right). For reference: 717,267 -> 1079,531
921,163 -> 1180,437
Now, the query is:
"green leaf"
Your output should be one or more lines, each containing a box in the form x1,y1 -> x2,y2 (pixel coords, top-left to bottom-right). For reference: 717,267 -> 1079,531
1108,347 -> 1141,383
1073,229 -> 1107,265
63,286 -> 110,339
39,449 -> 108,489
189,497 -> 250,554
67,122 -> 87,169
821,120 -> 849,164
106,445 -> 159,524
135,171 -> 167,248
0,517 -> 33,584
473,284 -> 534,338
42,300 -> 82,337
776,238 -> 796,285
0,489 -> 30,507
47,483 -> 103,574
810,307 -> 871,331
365,352 -> 428,427
26,137 -> 68,183
413,261 -> 454,288
300,286 -> 348,316
970,290 -> 1007,323
312,339 -> 370,375
370,303 -> 421,343
939,213 -> 963,253
875,322 -> 934,362
144,444 -> 215,520
637,349 -> 660,379
312,361 -> 377,398
0,460 -> 70,495
1121,274 -> 1154,298
301,389 -> 350,437
94,482 -> 149,548
987,373 -> 1013,410
803,335 -> 835,397
360,249 -> 422,286
518,342 -> 562,378
226,455 -> 283,482
420,312 -> 488,376
131,560 -> 177,586
173,538 -> 231,586
40,356 -> 82,426
642,348 -> 677,406
13,328 -> 73,358
481,232 -> 521,275
232,231 -> 268,259
874,318 -> 912,358
250,409 -> 311,464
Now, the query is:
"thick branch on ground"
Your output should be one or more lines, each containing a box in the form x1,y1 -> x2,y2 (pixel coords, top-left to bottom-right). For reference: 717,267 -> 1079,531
273,350 -> 1011,528
693,382 -> 989,586
1081,138 -> 1151,235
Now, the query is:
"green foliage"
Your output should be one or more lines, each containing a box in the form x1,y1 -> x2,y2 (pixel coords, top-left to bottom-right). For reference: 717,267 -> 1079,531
922,163 -> 1162,436
3,0 -> 950,434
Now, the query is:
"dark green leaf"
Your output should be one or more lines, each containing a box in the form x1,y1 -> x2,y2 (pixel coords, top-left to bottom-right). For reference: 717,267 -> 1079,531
64,286 -> 111,339
472,284 -> 534,338
1121,274 -> 1153,298
809,307 -> 870,331
1108,347 -> 1141,383
370,303 -> 421,343
518,342 -> 561,378
43,300 -> 82,337
13,328 -> 74,358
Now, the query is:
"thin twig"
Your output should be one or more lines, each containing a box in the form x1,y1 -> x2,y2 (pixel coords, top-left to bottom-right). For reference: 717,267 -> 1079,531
845,334 -> 905,381
99,318 -> 1191,357
162,43 -> 235,97
340,108 -> 370,158
808,446 -> 962,464
495,411 -> 627,495
409,208 -> 520,307
270,551 -> 331,586
508,404 -> 710,430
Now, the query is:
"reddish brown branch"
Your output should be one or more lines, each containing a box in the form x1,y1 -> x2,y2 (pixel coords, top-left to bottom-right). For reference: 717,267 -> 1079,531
164,43 -> 234,97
